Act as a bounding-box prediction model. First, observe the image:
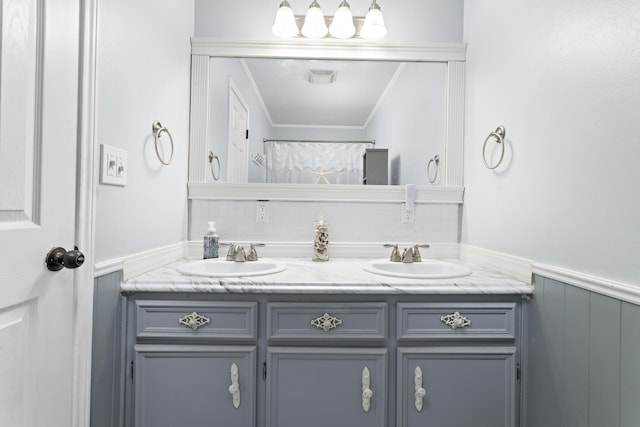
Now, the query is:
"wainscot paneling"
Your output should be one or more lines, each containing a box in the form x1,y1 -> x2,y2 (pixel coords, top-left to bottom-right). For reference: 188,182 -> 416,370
91,271 -> 126,427
526,275 -> 640,427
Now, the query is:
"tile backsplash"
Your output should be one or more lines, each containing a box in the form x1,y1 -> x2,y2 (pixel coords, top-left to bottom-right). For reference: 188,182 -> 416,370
190,200 -> 460,246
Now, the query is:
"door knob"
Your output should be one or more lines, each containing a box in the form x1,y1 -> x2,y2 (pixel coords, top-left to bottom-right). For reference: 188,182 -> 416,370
46,246 -> 85,271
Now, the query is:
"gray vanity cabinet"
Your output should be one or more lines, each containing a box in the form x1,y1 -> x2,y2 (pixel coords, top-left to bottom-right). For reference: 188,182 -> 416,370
265,302 -> 388,427
121,296 -> 522,427
396,302 -> 519,427
128,300 -> 258,427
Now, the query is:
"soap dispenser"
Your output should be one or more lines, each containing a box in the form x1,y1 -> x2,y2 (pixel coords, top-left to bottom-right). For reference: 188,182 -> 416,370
312,214 -> 329,262
203,221 -> 219,259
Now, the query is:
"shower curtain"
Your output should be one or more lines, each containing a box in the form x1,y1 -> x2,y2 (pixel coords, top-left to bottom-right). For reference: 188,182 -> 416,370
264,140 -> 374,184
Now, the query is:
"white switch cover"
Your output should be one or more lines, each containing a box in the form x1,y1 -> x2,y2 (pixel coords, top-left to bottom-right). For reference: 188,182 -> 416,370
100,144 -> 127,186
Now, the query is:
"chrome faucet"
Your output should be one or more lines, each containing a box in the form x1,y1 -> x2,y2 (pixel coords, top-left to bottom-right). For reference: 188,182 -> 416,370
222,243 -> 264,262
385,243 -> 430,263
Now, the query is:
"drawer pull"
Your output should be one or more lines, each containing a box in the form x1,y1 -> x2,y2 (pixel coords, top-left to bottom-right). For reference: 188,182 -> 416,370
441,311 -> 471,330
228,363 -> 241,408
178,311 -> 211,330
362,367 -> 373,412
414,367 -> 426,412
311,312 -> 343,332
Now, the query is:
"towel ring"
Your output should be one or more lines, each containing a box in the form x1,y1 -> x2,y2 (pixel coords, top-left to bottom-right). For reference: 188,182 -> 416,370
152,121 -> 174,165
208,151 -> 221,181
482,126 -> 506,169
427,154 -> 440,184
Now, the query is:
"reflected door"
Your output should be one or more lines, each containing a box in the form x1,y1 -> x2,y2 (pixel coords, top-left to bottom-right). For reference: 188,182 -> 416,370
0,0 -> 81,425
227,82 -> 249,183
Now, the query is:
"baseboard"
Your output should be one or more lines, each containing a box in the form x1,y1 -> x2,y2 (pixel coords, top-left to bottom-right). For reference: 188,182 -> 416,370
533,262 -> 640,306
460,244 -> 533,284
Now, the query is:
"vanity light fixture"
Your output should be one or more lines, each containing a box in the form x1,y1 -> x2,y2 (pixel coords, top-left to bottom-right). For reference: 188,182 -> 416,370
272,0 -> 300,38
272,0 -> 387,40
329,1 -> 356,39
301,1 -> 329,39
360,0 -> 387,40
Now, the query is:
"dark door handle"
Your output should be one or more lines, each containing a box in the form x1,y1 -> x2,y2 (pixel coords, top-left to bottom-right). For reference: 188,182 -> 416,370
46,246 -> 85,271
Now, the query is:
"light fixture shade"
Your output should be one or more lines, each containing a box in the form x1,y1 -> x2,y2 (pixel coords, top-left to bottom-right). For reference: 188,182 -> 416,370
329,1 -> 356,39
272,0 -> 299,38
360,1 -> 387,40
301,1 -> 328,39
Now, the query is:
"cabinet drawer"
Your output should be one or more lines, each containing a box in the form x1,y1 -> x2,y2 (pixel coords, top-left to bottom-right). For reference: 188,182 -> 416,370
267,302 -> 387,343
397,302 -> 516,341
135,300 -> 257,341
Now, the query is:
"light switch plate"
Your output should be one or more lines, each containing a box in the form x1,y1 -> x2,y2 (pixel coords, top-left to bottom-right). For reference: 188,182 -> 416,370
100,144 -> 127,186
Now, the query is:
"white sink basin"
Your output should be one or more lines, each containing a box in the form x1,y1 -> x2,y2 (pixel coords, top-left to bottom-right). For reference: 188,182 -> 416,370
362,259 -> 472,279
177,258 -> 287,278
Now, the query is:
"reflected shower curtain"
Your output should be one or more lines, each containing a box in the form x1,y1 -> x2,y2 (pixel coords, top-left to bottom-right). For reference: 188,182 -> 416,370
264,141 -> 374,184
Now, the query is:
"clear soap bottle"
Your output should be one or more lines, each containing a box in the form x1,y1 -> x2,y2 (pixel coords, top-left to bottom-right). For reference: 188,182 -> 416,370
203,221 -> 219,259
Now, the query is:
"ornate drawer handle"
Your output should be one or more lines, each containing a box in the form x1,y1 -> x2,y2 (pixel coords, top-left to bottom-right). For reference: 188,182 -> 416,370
311,312 -> 343,332
178,311 -> 211,330
440,311 -> 471,330
228,363 -> 240,408
414,367 -> 426,412
362,367 -> 373,412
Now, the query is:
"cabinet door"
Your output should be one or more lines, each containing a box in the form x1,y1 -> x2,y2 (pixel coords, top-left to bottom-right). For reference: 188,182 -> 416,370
398,347 -> 517,427
267,347 -> 387,427
134,344 -> 256,427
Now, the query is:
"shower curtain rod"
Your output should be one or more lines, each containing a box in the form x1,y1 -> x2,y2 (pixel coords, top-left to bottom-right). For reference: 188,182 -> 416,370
263,138 -> 375,145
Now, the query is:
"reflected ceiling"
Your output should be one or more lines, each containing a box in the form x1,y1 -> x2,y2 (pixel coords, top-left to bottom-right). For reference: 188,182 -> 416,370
243,58 -> 402,128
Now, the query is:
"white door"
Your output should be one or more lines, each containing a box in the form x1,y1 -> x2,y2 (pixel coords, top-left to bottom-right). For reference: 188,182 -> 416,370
227,81 -> 249,183
0,0 -> 83,426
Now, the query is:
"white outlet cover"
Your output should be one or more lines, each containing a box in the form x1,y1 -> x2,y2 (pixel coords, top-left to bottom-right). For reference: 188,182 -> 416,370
100,144 -> 127,186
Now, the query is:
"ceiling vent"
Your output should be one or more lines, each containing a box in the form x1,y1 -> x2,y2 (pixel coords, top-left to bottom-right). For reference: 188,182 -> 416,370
306,69 -> 337,84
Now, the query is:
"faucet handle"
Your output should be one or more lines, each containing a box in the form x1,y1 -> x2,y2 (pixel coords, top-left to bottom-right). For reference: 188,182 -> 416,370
246,243 -> 265,261
383,244 -> 401,262
220,242 -> 236,261
411,244 -> 430,262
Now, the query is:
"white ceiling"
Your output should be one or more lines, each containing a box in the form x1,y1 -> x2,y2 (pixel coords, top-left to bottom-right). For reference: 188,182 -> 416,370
243,58 -> 403,128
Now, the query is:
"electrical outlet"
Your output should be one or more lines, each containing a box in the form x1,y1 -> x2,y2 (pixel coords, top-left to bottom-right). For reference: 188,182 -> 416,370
256,201 -> 269,223
401,203 -> 415,223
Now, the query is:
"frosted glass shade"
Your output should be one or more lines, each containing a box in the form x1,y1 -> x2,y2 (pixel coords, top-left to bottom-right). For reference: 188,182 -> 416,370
360,7 -> 387,40
301,3 -> 328,39
272,1 -> 299,38
329,2 -> 356,39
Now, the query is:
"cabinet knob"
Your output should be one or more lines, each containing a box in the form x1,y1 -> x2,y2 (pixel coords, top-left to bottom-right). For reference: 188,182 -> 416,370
311,312 -> 343,332
362,367 -> 373,412
414,366 -> 426,412
178,312 -> 211,330
441,311 -> 471,330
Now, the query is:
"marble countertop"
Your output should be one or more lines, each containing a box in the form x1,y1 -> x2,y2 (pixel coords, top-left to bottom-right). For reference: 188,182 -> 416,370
122,258 -> 533,295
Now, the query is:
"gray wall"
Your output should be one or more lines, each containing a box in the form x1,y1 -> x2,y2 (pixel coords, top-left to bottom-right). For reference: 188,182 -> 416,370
194,0 -> 464,43
526,276 -> 640,426
94,0 -> 194,262
462,0 -> 640,286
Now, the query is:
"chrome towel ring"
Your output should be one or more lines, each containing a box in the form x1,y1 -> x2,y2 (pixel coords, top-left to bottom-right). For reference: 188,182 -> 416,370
482,126 -> 506,169
152,121 -> 174,165
427,154 -> 440,184
208,151 -> 221,181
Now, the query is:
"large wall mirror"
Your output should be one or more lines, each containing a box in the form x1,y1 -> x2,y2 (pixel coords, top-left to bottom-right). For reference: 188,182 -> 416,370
189,39 -> 466,203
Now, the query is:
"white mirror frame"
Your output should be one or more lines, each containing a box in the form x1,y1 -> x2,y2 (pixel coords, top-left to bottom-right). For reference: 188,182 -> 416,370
189,38 -> 466,203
